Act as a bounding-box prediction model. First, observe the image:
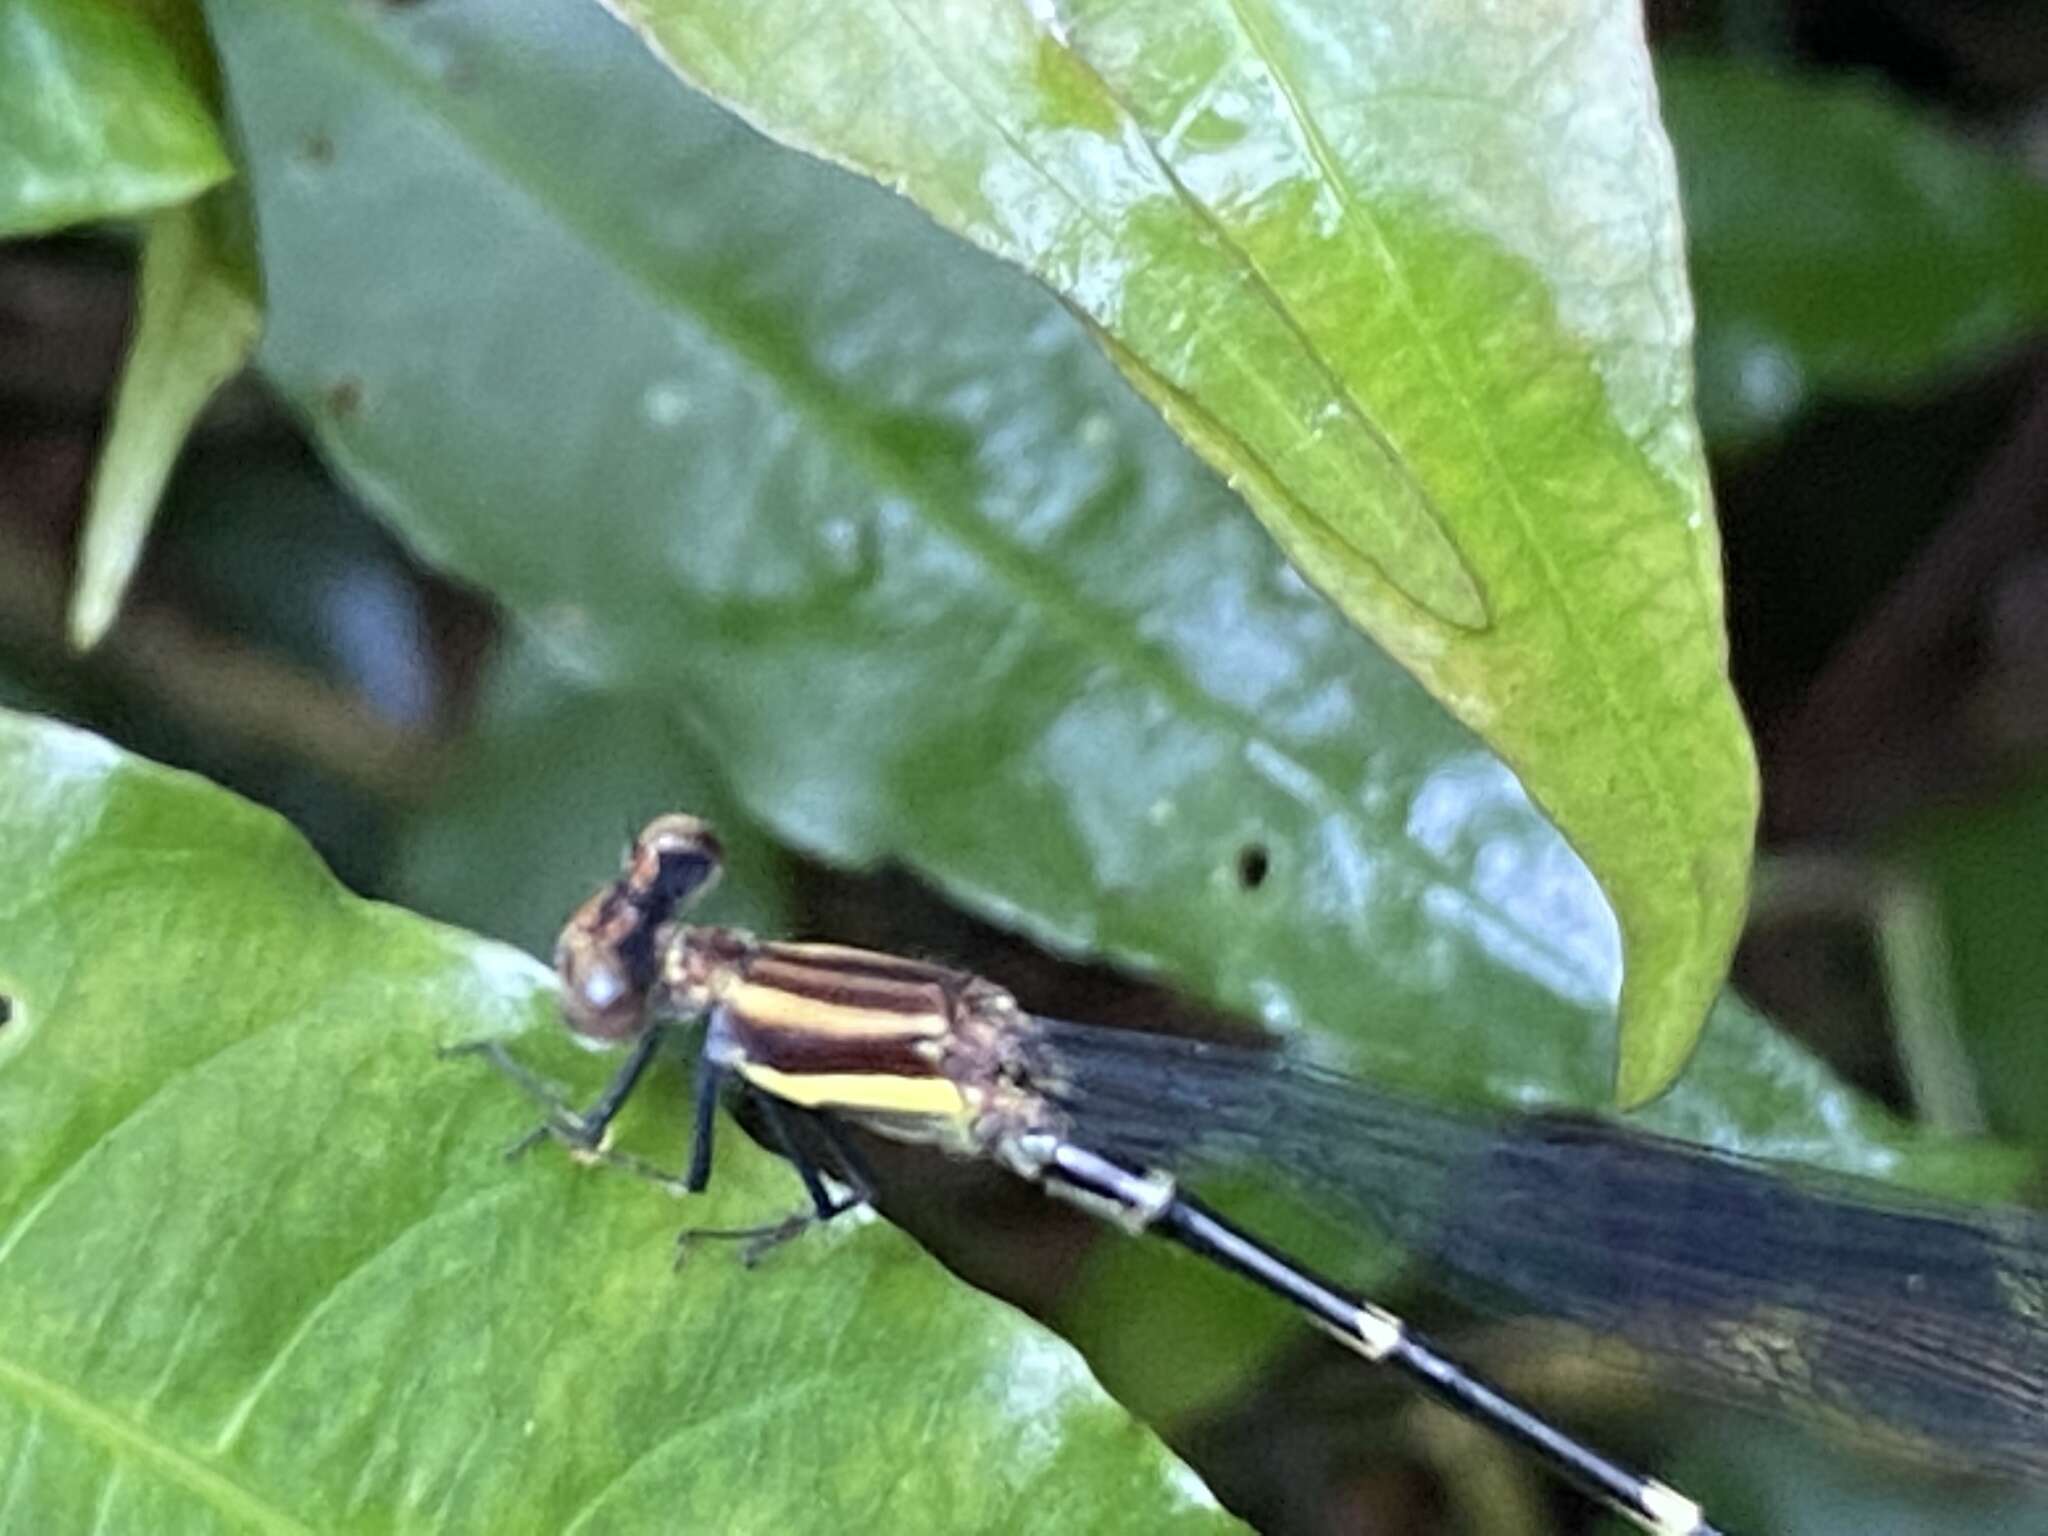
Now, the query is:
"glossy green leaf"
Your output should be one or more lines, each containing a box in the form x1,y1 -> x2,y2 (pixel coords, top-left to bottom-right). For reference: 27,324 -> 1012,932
1664,56 -> 2048,448
0,707 -> 1241,1534
69,196 -> 262,651
388,635 -> 797,957
209,0 -> 2015,1183
128,0 -> 220,101
0,0 -> 229,237
599,0 -> 1758,1102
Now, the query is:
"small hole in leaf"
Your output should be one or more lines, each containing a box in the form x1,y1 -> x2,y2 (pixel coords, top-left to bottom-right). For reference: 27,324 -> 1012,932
327,378 -> 364,419
1236,843 -> 1270,890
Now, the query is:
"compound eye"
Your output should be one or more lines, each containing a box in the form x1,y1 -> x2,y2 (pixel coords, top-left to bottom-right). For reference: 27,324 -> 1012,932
629,814 -> 724,920
554,926 -> 650,1041
552,814 -> 723,1043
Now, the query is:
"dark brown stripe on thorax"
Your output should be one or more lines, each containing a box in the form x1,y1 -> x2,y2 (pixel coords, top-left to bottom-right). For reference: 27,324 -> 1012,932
716,940 -> 972,1079
747,944 -> 969,1021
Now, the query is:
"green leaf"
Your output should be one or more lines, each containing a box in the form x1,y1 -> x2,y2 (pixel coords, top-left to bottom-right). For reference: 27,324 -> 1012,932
0,0 -> 230,237
1894,785 -> 2048,1155
1664,56 -> 2048,448
127,0 -> 222,101
209,0 -> 1997,1177
0,707 -> 1241,1534
69,195 -> 262,651
387,635 -> 798,957
600,0 -> 1758,1102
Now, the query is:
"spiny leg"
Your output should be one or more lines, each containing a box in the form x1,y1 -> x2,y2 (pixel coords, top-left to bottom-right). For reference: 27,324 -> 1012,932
440,1036 -> 564,1107
550,1024 -> 668,1150
677,1094 -> 869,1267
759,1094 -> 861,1221
443,1031 -> 688,1191
684,1055 -> 725,1193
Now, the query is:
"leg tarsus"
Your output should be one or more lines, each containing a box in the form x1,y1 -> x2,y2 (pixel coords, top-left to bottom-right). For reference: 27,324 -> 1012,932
447,1031 -> 690,1189
672,1102 -> 871,1269
552,1025 -> 667,1150
454,1037 -> 876,1250
674,1192 -> 864,1269
503,1123 -> 552,1162
674,1211 -> 818,1269
442,1039 -> 585,1155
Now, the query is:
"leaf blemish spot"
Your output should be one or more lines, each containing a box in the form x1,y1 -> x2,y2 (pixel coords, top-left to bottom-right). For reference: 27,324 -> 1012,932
328,378 -> 364,419
301,133 -> 335,167
1236,843 -> 1270,891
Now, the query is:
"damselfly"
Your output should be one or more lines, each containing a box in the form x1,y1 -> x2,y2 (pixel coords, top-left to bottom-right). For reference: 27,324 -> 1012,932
464,815 -> 2048,1536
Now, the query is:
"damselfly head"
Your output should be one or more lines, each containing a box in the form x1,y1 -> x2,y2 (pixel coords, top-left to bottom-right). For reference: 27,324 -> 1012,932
627,814 -> 725,914
554,813 -> 725,1042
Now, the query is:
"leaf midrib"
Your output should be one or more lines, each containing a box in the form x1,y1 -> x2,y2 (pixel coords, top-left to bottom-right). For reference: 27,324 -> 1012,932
0,1353 -> 316,1536
1212,0 -> 1697,871
265,0 -> 1605,999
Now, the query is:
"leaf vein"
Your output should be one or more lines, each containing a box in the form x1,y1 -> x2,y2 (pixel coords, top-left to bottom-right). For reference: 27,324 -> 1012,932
0,1353 -> 315,1536
289,0 -> 1612,1000
209,1182 -> 522,1454
1215,0 -> 1690,847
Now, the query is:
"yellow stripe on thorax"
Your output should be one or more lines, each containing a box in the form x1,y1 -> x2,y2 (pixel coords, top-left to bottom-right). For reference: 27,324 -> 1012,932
724,977 -> 950,1039
735,1062 -> 972,1122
